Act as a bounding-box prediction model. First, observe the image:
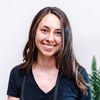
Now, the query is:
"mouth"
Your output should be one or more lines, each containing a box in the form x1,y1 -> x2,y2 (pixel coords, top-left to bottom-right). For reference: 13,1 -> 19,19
44,44 -> 54,48
42,43 -> 55,50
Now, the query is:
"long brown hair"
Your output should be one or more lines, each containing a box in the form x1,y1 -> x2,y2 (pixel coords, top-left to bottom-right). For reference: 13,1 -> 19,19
20,7 -> 88,94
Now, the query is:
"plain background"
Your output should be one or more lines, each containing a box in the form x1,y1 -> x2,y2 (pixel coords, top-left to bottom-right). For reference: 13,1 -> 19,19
0,0 -> 100,99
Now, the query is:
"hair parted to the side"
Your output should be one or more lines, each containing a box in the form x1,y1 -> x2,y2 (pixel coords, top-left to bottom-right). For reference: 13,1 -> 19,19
19,7 -> 88,95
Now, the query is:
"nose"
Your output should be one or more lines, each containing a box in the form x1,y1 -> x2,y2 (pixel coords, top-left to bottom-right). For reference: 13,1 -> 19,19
46,32 -> 54,42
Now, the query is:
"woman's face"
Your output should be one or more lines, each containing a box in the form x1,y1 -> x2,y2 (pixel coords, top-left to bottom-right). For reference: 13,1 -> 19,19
35,13 -> 62,57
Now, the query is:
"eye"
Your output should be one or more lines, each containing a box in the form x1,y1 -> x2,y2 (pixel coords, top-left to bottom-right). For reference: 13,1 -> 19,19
41,29 -> 48,33
55,31 -> 61,36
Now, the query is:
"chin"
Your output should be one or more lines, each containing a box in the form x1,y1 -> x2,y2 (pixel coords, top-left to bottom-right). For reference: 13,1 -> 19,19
43,53 -> 55,57
40,51 -> 56,57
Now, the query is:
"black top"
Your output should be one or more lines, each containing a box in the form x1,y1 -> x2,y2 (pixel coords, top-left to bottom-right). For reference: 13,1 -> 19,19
7,65 -> 91,100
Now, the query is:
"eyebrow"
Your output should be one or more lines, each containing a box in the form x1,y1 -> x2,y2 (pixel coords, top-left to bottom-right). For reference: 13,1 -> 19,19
43,26 -> 49,29
43,25 -> 61,31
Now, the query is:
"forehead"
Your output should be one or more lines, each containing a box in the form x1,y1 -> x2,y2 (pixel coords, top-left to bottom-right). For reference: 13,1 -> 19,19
38,13 -> 61,29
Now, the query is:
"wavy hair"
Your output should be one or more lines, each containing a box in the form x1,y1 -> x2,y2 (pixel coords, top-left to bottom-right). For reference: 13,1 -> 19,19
20,7 -> 88,95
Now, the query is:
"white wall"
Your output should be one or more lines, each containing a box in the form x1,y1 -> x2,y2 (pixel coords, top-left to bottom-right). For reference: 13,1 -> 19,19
0,0 -> 100,99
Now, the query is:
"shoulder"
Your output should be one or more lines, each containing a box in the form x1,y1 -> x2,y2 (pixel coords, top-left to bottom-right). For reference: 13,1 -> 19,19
59,67 -> 91,99
9,65 -> 25,81
60,66 -> 89,85
59,75 -> 78,100
79,66 -> 88,74
59,73 -> 79,98
10,65 -> 22,73
79,66 -> 89,83
7,65 -> 24,97
9,65 -> 25,88
10,65 -> 23,76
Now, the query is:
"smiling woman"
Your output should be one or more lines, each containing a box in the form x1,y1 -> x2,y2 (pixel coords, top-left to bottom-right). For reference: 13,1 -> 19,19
7,7 -> 91,100
35,13 -> 62,57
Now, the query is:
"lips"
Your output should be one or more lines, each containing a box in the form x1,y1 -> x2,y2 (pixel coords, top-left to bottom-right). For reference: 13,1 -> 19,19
44,44 -> 54,48
43,43 -> 55,51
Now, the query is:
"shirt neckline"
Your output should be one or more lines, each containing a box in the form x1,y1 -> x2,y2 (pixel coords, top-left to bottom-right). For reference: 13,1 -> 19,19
28,66 -> 55,95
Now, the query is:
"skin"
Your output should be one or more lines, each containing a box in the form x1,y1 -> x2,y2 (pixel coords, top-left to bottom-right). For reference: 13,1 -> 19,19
35,13 -> 61,58
32,13 -> 62,93
8,13 -> 62,100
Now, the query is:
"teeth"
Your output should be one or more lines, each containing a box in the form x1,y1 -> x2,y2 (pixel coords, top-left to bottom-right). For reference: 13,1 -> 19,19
44,44 -> 54,48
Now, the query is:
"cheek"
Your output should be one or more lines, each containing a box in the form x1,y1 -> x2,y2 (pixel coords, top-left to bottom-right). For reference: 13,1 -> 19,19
56,38 -> 62,51
35,32 -> 40,47
56,37 -> 62,45
35,32 -> 43,43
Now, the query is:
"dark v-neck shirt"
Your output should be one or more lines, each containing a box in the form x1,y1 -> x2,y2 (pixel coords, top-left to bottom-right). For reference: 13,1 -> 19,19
7,65 -> 91,100
22,67 -> 55,100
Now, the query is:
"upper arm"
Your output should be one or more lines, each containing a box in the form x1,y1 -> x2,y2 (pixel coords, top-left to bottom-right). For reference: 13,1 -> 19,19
78,67 -> 92,100
7,96 -> 20,100
7,67 -> 21,98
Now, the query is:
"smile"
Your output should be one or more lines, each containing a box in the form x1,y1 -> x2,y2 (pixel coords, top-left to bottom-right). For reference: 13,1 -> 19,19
42,43 -> 56,51
43,44 -> 54,48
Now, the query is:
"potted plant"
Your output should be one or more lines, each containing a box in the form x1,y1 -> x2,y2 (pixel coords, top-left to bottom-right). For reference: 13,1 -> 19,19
89,56 -> 100,100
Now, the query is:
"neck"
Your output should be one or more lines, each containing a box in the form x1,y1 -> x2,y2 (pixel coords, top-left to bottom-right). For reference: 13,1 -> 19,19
33,52 -> 56,70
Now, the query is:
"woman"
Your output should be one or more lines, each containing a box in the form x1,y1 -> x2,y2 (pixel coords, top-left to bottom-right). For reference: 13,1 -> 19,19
7,7 -> 91,100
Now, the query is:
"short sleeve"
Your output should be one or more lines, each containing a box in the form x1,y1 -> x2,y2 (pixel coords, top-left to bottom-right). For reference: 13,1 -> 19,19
78,67 -> 92,100
7,66 -> 23,97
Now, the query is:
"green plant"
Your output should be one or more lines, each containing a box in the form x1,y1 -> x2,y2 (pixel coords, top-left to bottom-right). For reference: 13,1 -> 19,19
90,56 -> 100,100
